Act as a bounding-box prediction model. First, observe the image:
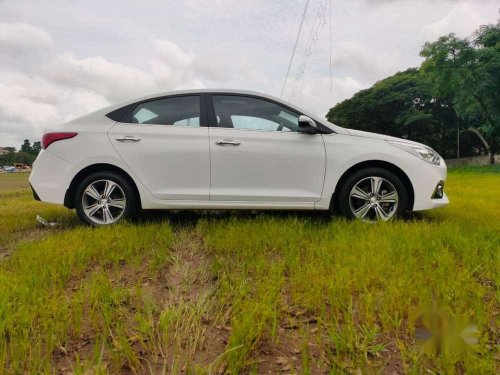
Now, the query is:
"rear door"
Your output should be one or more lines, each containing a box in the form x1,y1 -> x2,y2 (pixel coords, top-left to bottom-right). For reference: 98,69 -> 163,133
207,94 -> 326,204
108,95 -> 210,200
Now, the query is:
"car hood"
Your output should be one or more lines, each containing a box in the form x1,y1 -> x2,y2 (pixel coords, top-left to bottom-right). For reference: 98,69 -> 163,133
345,128 -> 423,146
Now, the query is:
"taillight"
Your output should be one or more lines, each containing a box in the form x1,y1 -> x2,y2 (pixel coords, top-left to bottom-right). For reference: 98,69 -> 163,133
42,132 -> 78,149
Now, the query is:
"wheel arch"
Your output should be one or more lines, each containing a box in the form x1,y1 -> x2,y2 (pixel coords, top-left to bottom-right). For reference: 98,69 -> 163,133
331,160 -> 415,211
64,163 -> 142,209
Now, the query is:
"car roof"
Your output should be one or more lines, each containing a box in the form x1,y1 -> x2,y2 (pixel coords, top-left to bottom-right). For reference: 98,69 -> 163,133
66,89 -> 348,134
108,89 -> 309,116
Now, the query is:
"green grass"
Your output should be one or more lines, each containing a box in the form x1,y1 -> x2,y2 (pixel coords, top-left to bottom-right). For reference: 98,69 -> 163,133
448,164 -> 500,174
0,168 -> 498,373
0,173 -> 75,247
0,172 -> 31,191
0,223 -> 173,373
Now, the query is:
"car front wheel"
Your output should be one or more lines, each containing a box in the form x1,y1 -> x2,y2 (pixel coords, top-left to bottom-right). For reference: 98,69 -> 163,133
75,171 -> 137,226
337,168 -> 408,222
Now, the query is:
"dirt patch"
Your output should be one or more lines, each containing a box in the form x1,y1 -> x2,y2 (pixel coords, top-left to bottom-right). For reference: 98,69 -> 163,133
251,290 -> 407,374
152,231 -> 230,372
0,245 -> 9,260
0,226 -> 61,260
52,230 -> 231,374
377,341 -> 405,375
256,322 -> 406,374
157,231 -> 214,305
256,304 -> 330,374
257,327 -> 325,374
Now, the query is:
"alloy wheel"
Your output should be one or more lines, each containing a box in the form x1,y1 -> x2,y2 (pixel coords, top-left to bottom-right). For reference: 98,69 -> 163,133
81,179 -> 127,225
348,176 -> 399,222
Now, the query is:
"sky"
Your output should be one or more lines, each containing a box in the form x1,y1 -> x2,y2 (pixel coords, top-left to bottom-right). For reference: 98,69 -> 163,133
0,0 -> 498,147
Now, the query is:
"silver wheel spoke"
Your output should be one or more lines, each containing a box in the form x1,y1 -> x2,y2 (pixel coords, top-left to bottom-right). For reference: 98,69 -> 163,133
102,206 -> 114,223
84,185 -> 101,201
349,176 -> 399,222
81,179 -> 127,225
378,191 -> 398,203
84,203 -> 101,218
353,203 -> 372,219
370,177 -> 383,196
104,181 -> 117,199
351,185 -> 370,200
108,198 -> 125,209
374,204 -> 390,221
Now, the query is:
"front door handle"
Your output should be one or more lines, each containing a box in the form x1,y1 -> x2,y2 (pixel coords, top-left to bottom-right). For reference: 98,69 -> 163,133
215,140 -> 241,146
116,136 -> 141,142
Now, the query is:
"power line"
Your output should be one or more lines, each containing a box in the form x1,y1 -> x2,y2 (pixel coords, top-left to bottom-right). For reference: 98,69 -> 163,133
288,0 -> 328,100
280,0 -> 311,98
329,0 -> 333,91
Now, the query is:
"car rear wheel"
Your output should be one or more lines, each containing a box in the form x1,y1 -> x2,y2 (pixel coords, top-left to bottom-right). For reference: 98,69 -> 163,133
75,171 -> 137,226
337,168 -> 408,222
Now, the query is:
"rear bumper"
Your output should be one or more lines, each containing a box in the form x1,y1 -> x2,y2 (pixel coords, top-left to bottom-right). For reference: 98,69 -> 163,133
409,160 -> 449,211
28,149 -> 73,204
30,183 -> 41,201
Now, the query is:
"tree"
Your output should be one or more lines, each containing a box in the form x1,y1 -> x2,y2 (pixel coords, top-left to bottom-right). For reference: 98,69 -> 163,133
326,69 -> 466,158
420,21 -> 500,164
0,149 -> 15,166
32,141 -> 41,155
13,152 -> 36,165
326,21 -> 499,163
20,139 -> 32,154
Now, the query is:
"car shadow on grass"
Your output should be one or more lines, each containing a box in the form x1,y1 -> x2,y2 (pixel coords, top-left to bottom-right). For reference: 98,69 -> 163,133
135,209 -> 334,230
402,210 -> 444,223
134,208 -> 441,229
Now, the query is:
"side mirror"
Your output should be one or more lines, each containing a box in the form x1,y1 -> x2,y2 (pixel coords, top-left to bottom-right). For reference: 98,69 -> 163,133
298,115 -> 319,134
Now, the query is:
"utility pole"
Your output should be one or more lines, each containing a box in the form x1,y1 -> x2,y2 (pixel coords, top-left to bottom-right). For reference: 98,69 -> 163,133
456,117 -> 460,159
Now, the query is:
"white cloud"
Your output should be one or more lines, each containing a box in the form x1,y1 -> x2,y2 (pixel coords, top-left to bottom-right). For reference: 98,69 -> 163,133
0,22 -> 53,50
421,1 -> 493,41
0,76 -> 109,145
289,75 -> 364,117
0,23 -> 54,71
0,0 -> 498,146
0,82 -> 57,126
0,32 -> 208,144
153,39 -> 196,68
47,53 -> 155,103
331,41 -> 399,83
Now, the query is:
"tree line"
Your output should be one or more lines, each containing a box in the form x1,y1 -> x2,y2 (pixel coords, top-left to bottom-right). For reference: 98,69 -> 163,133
0,140 -> 41,166
327,21 -> 499,164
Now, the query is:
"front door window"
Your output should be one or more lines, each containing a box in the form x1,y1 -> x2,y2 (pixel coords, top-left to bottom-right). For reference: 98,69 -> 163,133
212,95 -> 299,132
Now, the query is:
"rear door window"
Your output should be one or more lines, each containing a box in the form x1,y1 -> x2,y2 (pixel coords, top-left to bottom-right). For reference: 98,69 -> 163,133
131,96 -> 200,126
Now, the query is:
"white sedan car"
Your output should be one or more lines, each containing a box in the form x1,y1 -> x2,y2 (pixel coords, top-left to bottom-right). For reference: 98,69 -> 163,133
29,89 -> 448,225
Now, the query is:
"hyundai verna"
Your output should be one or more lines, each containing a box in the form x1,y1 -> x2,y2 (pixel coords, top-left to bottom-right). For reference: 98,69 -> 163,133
29,89 -> 448,225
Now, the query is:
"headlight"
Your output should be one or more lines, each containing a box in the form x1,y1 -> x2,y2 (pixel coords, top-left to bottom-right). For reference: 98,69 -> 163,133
387,141 -> 441,165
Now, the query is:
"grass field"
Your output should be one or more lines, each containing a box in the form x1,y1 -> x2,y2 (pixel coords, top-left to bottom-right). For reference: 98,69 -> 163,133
0,168 -> 498,374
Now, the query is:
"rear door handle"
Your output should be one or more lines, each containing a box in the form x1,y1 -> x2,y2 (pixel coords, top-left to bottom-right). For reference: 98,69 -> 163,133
215,140 -> 241,146
116,136 -> 141,142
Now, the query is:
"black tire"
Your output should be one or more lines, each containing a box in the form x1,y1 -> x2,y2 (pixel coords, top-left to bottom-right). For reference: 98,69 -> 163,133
75,171 -> 138,226
336,167 -> 408,221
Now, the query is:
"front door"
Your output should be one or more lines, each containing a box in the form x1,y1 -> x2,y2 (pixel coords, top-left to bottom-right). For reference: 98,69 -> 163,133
208,94 -> 326,203
108,95 -> 210,200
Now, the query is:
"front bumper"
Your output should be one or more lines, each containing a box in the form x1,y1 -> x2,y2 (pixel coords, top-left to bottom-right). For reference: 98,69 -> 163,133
408,160 -> 449,211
